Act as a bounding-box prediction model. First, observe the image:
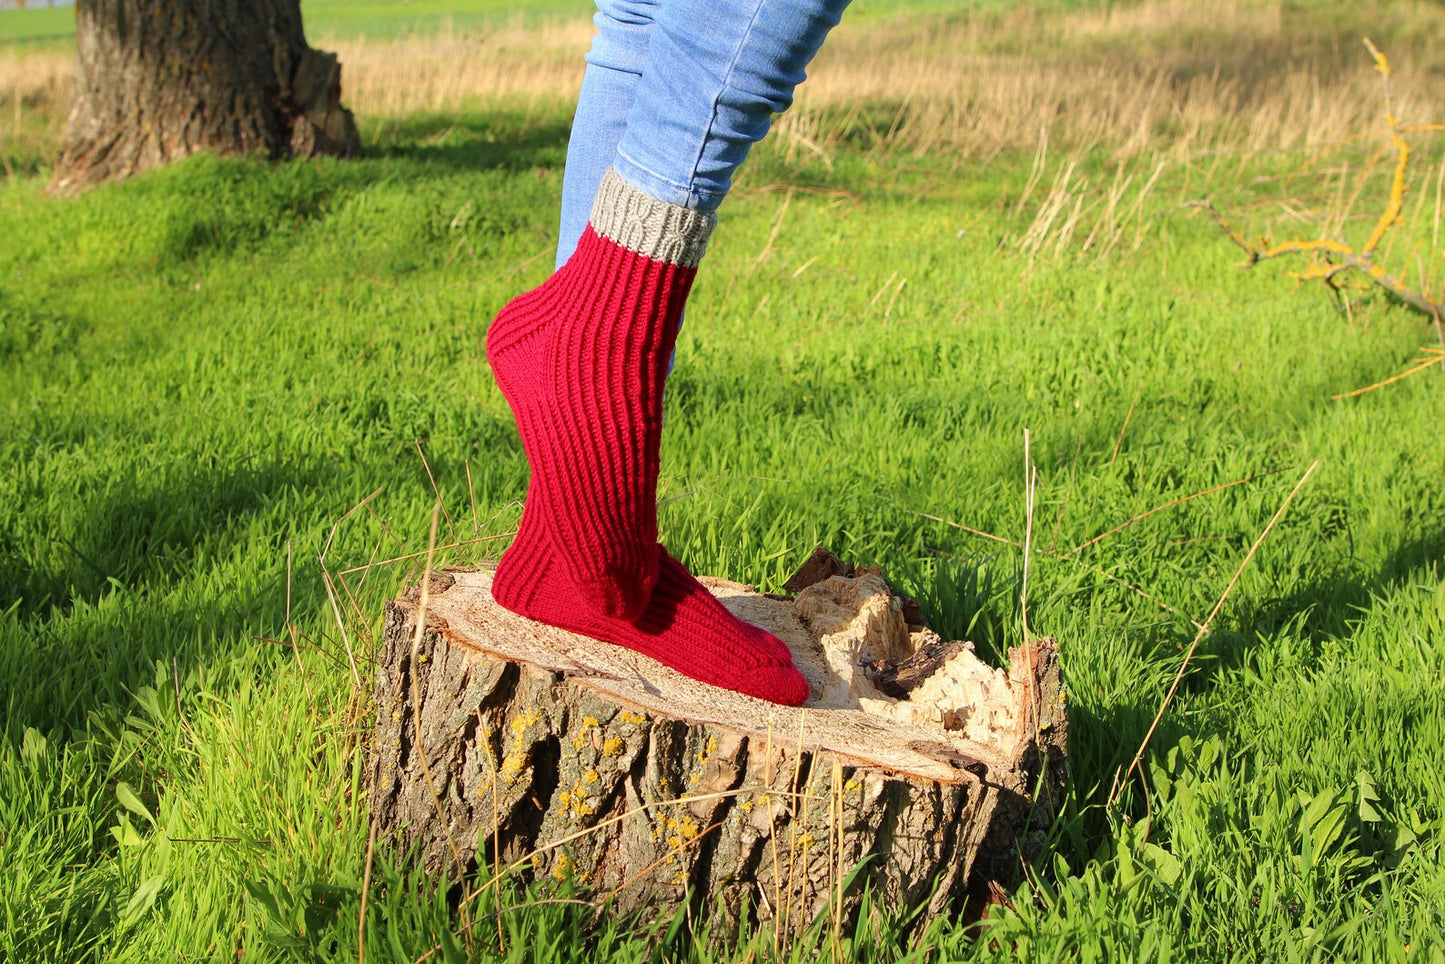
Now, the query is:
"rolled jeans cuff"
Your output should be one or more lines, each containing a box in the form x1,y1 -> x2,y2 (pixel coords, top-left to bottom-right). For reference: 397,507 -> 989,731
611,151 -> 729,213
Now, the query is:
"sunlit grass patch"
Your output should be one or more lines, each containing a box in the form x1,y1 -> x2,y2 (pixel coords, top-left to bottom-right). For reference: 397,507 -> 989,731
3,0 -> 1445,960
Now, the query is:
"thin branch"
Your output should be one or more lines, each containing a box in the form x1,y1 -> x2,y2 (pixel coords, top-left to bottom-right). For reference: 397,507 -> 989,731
1067,467 -> 1290,556
926,543 -> 1204,632
337,532 -> 513,577
415,439 -> 458,544
1111,385 -> 1141,464
1333,347 -> 1445,398
408,506 -> 469,889
1360,39 -> 1406,257
1021,429 -> 1036,643
1188,199 -> 1445,320
357,818 -> 378,964
464,459 -> 482,537
319,566 -> 363,689
1186,41 -> 1445,328
913,511 -> 1023,547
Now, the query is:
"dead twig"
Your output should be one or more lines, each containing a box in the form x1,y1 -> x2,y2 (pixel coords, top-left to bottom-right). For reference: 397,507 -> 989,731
1021,429 -> 1037,643
1067,467 -> 1290,556
1189,40 -> 1445,351
1188,199 -> 1444,319
408,505 -> 471,924
415,439 -> 458,544
914,512 -> 1022,548
920,524 -> 1205,632
1110,384 -> 1142,464
1332,346 -> 1445,398
357,818 -> 378,964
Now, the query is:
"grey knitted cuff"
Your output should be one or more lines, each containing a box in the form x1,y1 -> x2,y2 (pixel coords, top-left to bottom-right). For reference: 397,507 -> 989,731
589,168 -> 716,268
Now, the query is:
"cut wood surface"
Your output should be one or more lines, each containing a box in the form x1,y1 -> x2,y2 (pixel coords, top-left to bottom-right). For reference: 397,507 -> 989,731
367,552 -> 1066,939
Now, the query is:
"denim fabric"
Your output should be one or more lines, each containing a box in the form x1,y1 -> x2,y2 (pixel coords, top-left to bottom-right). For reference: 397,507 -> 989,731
556,0 -> 851,267
556,2 -> 656,268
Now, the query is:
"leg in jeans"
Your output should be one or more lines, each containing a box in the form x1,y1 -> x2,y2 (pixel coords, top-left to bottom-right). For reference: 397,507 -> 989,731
556,0 -> 657,269
613,0 -> 847,212
488,0 -> 851,704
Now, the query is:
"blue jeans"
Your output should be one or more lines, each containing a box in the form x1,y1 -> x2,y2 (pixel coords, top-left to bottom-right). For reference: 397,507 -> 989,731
556,0 -> 852,268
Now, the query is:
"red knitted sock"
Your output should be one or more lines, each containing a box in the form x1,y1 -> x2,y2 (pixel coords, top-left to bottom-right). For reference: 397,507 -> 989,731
492,484 -> 809,706
486,169 -> 714,619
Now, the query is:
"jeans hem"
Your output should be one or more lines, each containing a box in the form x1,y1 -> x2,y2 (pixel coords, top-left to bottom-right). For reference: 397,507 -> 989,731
613,150 -> 727,213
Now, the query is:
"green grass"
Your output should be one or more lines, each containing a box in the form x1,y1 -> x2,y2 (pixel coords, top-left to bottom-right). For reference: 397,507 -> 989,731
301,0 -> 591,39
3,50 -> 1445,964
0,0 -> 1117,47
0,4 -> 71,47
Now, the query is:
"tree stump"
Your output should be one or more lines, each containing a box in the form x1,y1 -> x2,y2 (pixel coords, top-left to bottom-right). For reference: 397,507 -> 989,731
366,552 -> 1066,940
50,0 -> 360,194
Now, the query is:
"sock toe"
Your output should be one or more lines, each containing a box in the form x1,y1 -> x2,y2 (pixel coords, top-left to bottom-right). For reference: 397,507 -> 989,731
732,661 -> 810,706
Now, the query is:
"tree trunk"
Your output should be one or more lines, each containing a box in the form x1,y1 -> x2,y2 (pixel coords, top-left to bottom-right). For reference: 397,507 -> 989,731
366,554 -> 1067,942
50,0 -> 359,194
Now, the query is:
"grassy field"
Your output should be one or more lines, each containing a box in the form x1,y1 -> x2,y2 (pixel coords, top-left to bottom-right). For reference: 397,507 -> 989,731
0,0 -> 1079,47
3,0 -> 1445,961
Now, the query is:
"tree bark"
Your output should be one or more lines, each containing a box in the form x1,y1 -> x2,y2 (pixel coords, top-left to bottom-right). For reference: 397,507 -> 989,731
367,557 -> 1067,942
50,0 -> 359,194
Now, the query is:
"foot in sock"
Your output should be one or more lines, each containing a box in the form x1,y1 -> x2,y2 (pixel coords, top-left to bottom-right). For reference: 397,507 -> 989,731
485,169 -> 714,620
492,485 -> 810,706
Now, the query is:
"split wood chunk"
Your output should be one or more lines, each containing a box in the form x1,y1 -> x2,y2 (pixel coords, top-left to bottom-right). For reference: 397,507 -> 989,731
367,555 -> 1066,939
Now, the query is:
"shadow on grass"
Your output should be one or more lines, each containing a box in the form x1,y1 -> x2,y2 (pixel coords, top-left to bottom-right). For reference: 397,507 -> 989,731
1200,525 -> 1445,675
366,111 -> 573,175
5,458 -> 329,619
1035,522 -> 1445,848
0,457 -> 338,735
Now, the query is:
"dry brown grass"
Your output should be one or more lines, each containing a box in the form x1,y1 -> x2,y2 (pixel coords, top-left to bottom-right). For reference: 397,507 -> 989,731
775,0 -> 1445,162
0,46 -> 69,175
5,0 -> 1445,174
320,18 -> 593,119
0,45 -> 66,92
327,0 -> 1445,168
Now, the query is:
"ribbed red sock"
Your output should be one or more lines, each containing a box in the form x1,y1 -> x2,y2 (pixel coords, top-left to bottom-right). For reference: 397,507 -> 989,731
485,170 -> 714,619
492,484 -> 809,705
